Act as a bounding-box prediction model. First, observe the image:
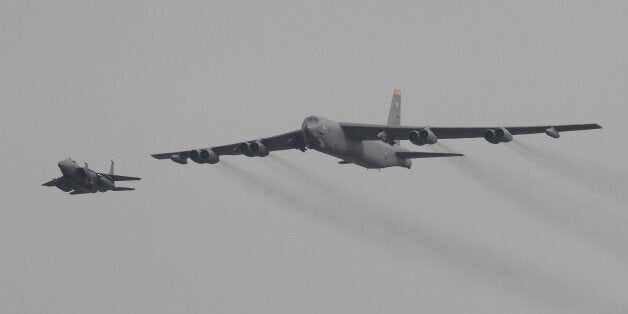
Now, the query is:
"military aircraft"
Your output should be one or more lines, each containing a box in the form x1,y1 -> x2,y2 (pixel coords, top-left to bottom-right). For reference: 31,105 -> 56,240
43,158 -> 141,194
151,89 -> 601,169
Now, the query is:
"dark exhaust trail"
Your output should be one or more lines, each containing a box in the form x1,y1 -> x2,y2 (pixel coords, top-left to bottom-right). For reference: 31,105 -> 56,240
508,141 -> 628,203
249,156 -> 624,314
432,143 -> 628,264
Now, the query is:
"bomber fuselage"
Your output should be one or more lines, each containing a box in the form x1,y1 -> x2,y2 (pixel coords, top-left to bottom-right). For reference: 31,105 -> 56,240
301,116 -> 412,169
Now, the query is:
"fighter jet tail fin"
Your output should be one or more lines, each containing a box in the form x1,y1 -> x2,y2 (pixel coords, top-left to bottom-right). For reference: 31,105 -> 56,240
112,187 -> 135,191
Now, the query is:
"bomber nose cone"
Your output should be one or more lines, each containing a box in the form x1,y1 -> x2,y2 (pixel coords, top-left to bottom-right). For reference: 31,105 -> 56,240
306,124 -> 317,134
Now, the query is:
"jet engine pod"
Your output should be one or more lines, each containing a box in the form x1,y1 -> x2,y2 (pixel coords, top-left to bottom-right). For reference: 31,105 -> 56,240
189,149 -> 202,163
408,128 -> 438,146
189,149 -> 219,164
170,154 -> 188,164
484,127 -> 513,144
200,149 -> 219,164
237,142 -> 255,157
249,141 -> 269,157
545,127 -> 560,138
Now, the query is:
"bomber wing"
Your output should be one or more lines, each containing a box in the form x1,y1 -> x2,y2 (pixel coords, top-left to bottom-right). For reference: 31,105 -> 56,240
151,130 -> 304,163
339,123 -> 601,142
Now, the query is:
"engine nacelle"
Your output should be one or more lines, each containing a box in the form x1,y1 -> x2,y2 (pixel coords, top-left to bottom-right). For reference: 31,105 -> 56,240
189,149 -> 220,164
237,142 -> 255,157
189,149 -> 202,163
408,128 -> 438,146
249,141 -> 269,157
170,154 -> 188,164
484,127 -> 513,144
200,149 -> 219,164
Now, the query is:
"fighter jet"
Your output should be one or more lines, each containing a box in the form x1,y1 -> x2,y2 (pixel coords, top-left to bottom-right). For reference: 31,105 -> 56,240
151,89 -> 601,169
43,158 -> 141,194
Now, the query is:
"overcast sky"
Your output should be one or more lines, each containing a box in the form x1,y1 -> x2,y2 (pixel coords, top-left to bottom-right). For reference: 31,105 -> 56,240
1,1 -> 627,313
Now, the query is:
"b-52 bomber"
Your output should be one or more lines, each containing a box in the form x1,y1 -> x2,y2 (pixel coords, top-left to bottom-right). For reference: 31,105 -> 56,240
43,158 -> 141,194
151,89 -> 601,169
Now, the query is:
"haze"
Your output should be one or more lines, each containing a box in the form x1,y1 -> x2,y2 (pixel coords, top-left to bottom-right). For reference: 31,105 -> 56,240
1,1 -> 627,313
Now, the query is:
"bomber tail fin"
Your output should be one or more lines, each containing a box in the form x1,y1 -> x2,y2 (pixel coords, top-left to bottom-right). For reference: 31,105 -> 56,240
110,160 -> 114,176
387,89 -> 401,127
387,89 -> 401,146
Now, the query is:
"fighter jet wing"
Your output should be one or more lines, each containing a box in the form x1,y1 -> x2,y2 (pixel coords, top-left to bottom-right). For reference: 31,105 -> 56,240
69,190 -> 91,195
151,129 -> 304,161
42,178 -> 60,186
339,123 -> 601,141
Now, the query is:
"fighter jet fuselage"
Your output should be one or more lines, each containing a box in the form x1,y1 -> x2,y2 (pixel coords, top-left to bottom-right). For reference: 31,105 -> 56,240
43,159 -> 140,195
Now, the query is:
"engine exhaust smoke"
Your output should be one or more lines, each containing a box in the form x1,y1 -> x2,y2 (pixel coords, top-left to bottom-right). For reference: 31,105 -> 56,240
248,156 -> 624,313
431,143 -> 628,264
508,141 -> 628,203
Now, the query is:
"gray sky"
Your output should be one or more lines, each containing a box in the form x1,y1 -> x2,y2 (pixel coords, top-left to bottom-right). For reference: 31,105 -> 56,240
1,1 -> 627,313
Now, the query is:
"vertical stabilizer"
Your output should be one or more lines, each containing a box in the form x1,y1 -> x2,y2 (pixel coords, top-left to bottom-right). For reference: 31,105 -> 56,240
387,88 -> 401,145
109,161 -> 115,187
387,88 -> 401,127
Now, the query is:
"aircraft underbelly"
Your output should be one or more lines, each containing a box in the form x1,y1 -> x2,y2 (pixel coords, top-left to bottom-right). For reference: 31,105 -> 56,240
309,119 -> 403,169
65,177 -> 97,193
322,139 -> 400,169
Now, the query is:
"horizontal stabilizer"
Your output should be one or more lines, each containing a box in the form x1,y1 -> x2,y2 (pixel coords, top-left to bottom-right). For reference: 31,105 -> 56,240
112,187 -> 135,191
99,173 -> 141,181
338,160 -> 352,164
396,151 -> 464,159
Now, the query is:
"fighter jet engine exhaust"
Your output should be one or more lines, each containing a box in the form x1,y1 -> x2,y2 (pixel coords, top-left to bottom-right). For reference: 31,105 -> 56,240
98,176 -> 115,191
484,127 -> 513,144
409,128 -> 438,146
